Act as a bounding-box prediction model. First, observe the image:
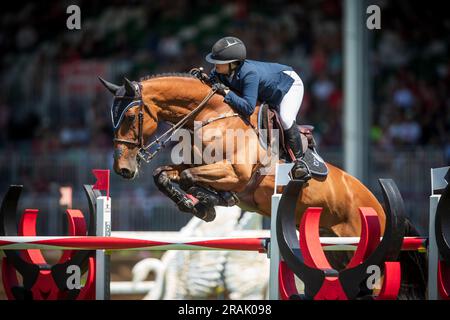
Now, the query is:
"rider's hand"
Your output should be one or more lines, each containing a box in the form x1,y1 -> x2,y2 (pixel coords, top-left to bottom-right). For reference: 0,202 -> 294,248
190,67 -> 209,81
212,83 -> 229,96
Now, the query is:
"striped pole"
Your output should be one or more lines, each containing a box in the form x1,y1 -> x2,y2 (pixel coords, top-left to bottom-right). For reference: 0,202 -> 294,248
0,236 -> 426,252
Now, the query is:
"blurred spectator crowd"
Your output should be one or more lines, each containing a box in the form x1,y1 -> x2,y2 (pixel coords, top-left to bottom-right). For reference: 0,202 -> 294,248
0,0 -> 449,163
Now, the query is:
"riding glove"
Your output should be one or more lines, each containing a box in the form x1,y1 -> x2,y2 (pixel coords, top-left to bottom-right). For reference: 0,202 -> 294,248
212,83 -> 229,96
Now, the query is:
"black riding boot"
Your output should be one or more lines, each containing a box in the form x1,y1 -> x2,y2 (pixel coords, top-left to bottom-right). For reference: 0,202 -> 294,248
284,122 -> 311,181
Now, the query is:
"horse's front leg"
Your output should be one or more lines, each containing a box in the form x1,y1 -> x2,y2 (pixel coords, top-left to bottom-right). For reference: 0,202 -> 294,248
178,161 -> 248,207
153,165 -> 217,222
152,165 -> 194,212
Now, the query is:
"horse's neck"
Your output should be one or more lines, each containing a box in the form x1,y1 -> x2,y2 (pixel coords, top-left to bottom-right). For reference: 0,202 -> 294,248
142,77 -> 234,125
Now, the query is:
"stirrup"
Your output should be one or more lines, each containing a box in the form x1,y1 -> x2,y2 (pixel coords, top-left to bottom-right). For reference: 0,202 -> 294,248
291,159 -> 312,182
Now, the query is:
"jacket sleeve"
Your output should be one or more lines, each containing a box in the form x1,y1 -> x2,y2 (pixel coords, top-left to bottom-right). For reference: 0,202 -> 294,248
223,71 -> 259,117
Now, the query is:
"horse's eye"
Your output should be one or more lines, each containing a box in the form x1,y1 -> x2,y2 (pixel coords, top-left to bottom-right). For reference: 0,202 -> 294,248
127,114 -> 136,122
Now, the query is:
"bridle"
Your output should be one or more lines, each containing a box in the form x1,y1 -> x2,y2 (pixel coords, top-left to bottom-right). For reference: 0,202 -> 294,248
112,82 -> 148,158
112,81 -> 219,164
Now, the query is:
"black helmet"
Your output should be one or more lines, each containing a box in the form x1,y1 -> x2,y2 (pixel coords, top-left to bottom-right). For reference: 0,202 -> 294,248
205,36 -> 246,64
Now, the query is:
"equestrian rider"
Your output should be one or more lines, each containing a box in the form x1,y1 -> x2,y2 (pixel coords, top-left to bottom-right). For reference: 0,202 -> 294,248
205,36 -> 310,181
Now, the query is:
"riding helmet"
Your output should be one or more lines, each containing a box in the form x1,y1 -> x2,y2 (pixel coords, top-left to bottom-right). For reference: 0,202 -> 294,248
205,36 -> 246,64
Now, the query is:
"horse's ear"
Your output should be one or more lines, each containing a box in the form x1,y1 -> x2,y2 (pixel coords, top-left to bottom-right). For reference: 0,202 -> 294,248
124,77 -> 135,96
98,77 -> 120,94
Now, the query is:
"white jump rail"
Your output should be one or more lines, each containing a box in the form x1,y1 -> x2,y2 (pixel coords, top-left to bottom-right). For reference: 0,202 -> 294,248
110,281 -> 155,295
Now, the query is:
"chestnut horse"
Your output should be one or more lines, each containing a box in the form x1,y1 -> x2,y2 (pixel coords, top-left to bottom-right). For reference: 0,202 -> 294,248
100,73 -> 426,298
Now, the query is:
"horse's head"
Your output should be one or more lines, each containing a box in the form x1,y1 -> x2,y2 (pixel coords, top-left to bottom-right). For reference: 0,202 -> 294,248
99,77 -> 158,179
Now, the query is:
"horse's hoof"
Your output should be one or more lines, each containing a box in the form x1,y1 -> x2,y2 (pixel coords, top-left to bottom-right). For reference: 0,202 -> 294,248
192,203 -> 216,222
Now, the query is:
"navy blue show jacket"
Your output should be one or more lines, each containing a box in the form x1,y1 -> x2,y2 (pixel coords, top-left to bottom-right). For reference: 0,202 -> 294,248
209,59 -> 295,116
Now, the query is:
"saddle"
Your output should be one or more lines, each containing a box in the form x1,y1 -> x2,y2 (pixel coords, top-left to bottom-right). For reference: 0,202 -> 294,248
236,104 -> 328,211
256,103 -> 328,177
257,103 -> 314,154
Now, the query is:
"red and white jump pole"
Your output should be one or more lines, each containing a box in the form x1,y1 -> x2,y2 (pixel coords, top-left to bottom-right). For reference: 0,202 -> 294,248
0,235 -> 426,252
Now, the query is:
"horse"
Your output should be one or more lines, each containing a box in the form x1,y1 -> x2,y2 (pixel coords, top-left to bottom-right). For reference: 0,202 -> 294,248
99,72 -> 426,299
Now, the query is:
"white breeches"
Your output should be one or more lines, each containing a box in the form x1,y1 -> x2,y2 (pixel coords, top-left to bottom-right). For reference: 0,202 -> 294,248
279,70 -> 304,130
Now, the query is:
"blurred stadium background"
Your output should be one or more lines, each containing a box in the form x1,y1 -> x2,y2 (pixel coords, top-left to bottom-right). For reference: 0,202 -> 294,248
0,0 -> 449,235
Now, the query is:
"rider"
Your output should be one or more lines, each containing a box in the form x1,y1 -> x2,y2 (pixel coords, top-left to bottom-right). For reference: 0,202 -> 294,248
204,36 -> 310,181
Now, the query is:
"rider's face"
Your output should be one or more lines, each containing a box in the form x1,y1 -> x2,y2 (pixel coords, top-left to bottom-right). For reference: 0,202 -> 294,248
215,63 -> 230,74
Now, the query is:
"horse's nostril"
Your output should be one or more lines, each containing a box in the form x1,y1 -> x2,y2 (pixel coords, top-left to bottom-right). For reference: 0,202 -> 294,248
120,168 -> 133,178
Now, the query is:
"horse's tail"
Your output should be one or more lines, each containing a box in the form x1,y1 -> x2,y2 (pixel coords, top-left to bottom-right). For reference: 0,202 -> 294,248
397,218 -> 428,300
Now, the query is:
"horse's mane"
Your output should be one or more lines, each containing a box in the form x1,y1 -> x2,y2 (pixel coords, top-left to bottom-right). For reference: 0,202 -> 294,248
139,72 -> 196,82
